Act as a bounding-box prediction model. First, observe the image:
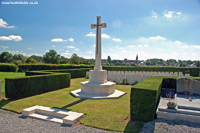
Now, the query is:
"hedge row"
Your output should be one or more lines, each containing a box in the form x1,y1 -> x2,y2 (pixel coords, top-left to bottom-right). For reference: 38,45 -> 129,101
42,68 -> 92,78
103,66 -> 200,77
5,72 -> 71,100
18,64 -> 93,72
0,63 -> 17,72
130,76 -> 163,122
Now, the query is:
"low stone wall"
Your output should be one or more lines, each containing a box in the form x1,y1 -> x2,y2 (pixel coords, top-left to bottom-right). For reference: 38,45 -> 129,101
86,71 -> 189,84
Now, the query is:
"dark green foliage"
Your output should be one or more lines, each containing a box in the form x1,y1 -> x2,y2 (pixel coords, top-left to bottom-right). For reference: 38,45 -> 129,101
43,49 -> 60,64
42,68 -> 92,78
103,66 -> 200,77
5,72 -> 71,100
0,63 -> 17,72
18,64 -> 93,72
130,76 -> 163,122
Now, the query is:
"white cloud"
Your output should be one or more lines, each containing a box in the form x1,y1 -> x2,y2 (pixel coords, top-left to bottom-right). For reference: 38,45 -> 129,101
112,38 -> 121,42
122,50 -> 127,53
52,45 -> 55,47
28,48 -> 32,50
0,18 -> 15,28
0,35 -> 22,41
93,44 -> 96,47
164,10 -> 173,18
144,44 -> 149,47
75,48 -> 79,51
192,45 -> 200,49
0,45 -> 8,49
163,10 -> 182,19
101,34 -> 110,39
149,36 -> 166,40
138,44 -> 143,47
128,45 -> 136,48
86,32 -> 95,37
151,11 -> 158,18
174,40 -> 182,44
51,38 -> 67,42
86,32 -> 110,39
66,46 -> 75,49
181,45 -> 189,48
68,38 -> 74,42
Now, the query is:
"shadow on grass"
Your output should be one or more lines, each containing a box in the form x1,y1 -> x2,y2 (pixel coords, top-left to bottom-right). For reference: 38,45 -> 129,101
124,121 -> 144,133
61,98 -> 87,110
0,99 -> 10,108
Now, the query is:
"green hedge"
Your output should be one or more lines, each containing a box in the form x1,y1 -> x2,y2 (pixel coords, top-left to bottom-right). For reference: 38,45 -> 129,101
42,68 -> 92,78
103,66 -> 200,77
18,64 -> 93,72
130,76 -> 163,122
0,63 -> 17,72
5,72 -> 71,100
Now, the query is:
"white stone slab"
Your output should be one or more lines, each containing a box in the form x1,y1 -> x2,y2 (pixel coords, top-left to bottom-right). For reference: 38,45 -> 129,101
22,105 -> 84,125
70,89 -> 126,99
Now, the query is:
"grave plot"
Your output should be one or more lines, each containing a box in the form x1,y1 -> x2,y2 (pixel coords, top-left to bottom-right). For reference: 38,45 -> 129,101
157,78 -> 200,123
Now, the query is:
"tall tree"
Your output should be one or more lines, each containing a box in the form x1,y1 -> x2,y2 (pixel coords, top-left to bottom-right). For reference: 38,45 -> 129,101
69,53 -> 80,64
43,50 -> 60,64
26,57 -> 37,63
0,52 -> 13,63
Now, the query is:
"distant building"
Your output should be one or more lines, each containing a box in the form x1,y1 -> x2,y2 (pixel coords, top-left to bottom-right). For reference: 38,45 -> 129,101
136,54 -> 138,65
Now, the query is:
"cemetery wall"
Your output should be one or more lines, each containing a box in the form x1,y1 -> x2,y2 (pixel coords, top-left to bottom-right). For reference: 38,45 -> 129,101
5,72 -> 71,100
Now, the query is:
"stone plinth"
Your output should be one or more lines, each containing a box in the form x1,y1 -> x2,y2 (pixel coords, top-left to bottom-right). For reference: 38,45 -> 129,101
81,81 -> 115,95
89,70 -> 107,84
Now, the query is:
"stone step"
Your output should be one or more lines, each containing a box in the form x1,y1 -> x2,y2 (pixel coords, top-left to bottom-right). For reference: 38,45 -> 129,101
157,110 -> 200,123
158,108 -> 200,116
22,105 -> 84,125
178,105 -> 200,111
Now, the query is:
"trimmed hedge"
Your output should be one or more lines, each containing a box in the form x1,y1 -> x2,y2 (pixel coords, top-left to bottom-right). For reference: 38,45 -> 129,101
130,76 -> 163,122
0,63 -> 17,72
103,66 -> 200,77
42,68 -> 92,78
5,72 -> 71,100
18,64 -> 93,72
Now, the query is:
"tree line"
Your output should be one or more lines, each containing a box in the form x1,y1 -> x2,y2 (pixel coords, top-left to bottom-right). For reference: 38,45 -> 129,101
0,50 -> 94,65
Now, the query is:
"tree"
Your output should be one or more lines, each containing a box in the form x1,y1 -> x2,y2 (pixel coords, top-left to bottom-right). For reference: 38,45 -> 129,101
69,53 -> 80,64
26,57 -> 37,63
0,52 -> 13,63
107,56 -> 111,66
31,55 -> 43,63
13,54 -> 27,63
58,56 -> 68,64
43,50 -> 60,64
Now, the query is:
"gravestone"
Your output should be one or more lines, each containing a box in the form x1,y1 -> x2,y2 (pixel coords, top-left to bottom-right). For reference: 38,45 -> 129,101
177,78 -> 200,96
70,16 -> 125,99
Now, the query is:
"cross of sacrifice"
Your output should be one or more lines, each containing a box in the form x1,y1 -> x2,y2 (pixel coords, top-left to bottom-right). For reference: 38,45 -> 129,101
91,16 -> 107,71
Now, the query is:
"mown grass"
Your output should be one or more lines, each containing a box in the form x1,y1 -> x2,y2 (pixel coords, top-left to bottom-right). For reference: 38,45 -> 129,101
0,72 -> 144,132
0,72 -> 25,94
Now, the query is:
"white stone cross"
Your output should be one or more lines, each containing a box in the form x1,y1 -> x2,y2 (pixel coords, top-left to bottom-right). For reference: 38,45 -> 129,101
91,16 -> 106,71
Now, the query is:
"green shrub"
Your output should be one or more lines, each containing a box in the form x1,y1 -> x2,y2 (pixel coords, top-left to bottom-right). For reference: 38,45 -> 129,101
5,72 -> 71,100
18,64 -> 93,72
130,76 -> 163,122
42,68 -> 92,78
0,63 -> 17,72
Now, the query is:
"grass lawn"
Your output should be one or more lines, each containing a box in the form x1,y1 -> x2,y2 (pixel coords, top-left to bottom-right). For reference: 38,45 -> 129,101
0,72 -> 144,132
0,72 -> 25,94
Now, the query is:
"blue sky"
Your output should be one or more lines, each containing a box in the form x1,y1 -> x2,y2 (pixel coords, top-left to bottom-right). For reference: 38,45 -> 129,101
0,0 -> 200,60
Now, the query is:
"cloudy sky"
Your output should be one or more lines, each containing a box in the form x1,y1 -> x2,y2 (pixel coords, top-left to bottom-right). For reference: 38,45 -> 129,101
0,0 -> 200,60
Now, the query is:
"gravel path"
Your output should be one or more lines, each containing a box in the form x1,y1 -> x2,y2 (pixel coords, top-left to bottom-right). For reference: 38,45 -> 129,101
0,109 -> 114,133
141,119 -> 200,133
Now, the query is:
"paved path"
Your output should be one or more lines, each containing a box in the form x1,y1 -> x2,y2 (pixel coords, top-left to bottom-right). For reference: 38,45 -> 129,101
0,109 -> 112,133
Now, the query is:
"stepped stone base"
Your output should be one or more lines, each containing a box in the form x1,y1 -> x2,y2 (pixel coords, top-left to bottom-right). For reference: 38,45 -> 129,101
70,89 -> 126,99
22,105 -> 84,125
